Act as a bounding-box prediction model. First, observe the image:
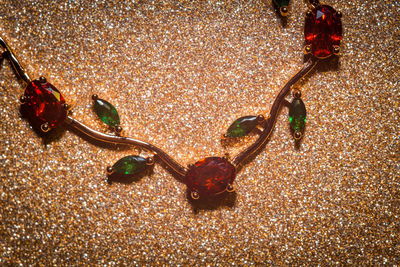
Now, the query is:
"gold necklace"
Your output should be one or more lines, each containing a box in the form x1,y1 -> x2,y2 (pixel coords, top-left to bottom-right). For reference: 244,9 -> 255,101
0,0 -> 342,202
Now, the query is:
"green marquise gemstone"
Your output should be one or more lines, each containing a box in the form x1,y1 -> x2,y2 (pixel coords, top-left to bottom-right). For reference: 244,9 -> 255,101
226,115 -> 258,138
273,0 -> 290,8
112,155 -> 147,175
94,98 -> 120,127
289,98 -> 307,132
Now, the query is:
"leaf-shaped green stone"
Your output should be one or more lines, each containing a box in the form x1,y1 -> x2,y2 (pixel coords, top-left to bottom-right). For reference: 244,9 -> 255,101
289,98 -> 307,132
226,115 -> 258,138
94,98 -> 120,127
112,155 -> 147,175
273,0 -> 290,8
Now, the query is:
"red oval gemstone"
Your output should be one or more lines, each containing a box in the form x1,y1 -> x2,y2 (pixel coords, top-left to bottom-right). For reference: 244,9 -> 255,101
304,5 -> 342,58
23,79 -> 66,129
185,157 -> 236,197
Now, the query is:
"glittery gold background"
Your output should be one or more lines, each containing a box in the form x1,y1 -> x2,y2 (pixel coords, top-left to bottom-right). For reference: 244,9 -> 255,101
0,0 -> 399,265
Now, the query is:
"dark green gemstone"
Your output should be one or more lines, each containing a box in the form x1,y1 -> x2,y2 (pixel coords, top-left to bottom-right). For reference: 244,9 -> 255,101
273,0 -> 290,8
289,98 -> 307,132
112,155 -> 147,175
226,116 -> 258,138
93,98 -> 120,127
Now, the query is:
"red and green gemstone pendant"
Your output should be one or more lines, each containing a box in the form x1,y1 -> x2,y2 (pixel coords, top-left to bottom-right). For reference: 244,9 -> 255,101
2,0 -> 344,203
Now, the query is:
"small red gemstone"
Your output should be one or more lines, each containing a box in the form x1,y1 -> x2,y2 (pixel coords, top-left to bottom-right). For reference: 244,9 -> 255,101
185,157 -> 236,197
23,79 -> 66,129
304,5 -> 342,58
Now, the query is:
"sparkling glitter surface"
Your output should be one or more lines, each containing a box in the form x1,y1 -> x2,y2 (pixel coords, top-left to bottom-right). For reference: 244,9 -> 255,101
1,0 -> 399,265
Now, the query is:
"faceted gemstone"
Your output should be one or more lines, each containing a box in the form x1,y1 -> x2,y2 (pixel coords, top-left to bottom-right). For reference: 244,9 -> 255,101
185,157 -> 236,197
226,115 -> 258,138
304,5 -> 342,58
289,98 -> 307,132
93,98 -> 120,127
112,155 -> 147,175
273,0 -> 290,8
23,78 -> 66,129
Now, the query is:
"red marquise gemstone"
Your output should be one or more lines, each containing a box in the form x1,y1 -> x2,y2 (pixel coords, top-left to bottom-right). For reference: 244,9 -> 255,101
185,157 -> 236,197
304,5 -> 342,58
23,79 -> 66,129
